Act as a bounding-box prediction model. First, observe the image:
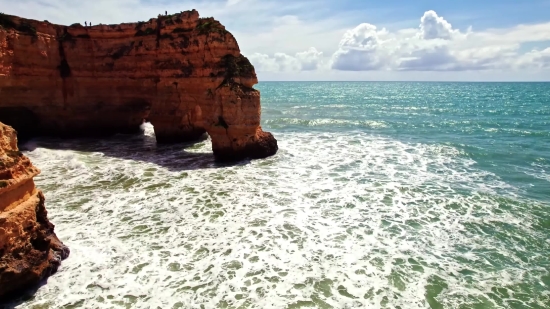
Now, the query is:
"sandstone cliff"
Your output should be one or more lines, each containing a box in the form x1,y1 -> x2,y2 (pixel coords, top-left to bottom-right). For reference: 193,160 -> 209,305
0,122 -> 69,299
0,10 -> 277,161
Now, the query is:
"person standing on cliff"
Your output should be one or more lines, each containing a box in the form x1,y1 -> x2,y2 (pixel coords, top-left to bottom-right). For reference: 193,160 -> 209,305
165,11 -> 167,15
85,21 -> 87,26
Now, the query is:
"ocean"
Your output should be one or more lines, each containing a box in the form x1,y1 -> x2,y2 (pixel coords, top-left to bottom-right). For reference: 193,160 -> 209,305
11,82 -> 550,308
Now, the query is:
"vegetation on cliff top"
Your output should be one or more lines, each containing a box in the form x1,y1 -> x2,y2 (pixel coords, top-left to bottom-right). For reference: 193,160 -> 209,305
0,12 -> 16,29
196,17 -> 228,36
0,13 -> 37,37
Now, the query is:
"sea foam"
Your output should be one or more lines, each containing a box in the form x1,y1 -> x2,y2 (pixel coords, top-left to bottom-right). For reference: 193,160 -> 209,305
12,129 -> 548,309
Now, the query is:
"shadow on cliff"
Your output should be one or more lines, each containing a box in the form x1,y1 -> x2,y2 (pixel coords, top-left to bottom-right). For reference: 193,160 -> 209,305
0,280 -> 48,309
19,130 -> 249,172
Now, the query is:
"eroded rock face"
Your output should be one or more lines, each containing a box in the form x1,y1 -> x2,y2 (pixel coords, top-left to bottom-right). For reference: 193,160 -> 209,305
0,11 -> 277,161
0,122 -> 69,300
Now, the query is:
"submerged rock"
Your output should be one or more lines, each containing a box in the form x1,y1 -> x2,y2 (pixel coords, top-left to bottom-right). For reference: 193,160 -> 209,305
0,122 -> 69,300
0,11 -> 277,161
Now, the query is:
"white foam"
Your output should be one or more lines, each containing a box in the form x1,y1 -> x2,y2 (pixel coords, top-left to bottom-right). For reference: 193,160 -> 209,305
12,131 -> 548,308
520,162 -> 550,183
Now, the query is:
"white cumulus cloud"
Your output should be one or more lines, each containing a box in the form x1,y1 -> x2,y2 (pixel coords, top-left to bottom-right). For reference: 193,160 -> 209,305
419,10 -> 457,40
329,10 -> 550,73
331,23 -> 390,71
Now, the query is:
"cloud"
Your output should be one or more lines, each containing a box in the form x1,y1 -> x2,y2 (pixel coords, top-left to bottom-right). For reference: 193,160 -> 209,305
331,23 -> 390,71
328,10 -> 550,73
329,13 -> 467,72
295,47 -> 323,70
273,53 -> 301,71
248,53 -> 298,72
251,9 -> 550,76
516,47 -> 550,69
249,48 -> 324,72
398,46 -> 457,71
419,10 -> 456,40
226,0 -> 244,6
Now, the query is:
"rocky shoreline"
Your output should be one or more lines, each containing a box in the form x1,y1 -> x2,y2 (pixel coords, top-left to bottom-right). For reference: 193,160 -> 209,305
0,122 -> 69,300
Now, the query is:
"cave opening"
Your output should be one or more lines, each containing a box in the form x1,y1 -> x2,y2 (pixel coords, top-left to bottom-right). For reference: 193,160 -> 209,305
0,107 -> 39,142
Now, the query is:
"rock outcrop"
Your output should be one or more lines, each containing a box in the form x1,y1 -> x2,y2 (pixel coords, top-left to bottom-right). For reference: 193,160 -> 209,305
0,122 -> 69,300
0,11 -> 277,161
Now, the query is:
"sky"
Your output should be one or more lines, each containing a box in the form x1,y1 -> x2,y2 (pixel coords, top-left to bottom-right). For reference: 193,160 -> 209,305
2,0 -> 550,81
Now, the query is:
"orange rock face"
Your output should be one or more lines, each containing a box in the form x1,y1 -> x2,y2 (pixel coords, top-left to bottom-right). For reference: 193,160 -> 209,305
0,122 -> 69,300
0,11 -> 277,161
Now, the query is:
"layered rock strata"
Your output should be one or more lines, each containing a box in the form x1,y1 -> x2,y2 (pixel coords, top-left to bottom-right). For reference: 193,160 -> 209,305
0,10 -> 277,161
0,122 -> 69,299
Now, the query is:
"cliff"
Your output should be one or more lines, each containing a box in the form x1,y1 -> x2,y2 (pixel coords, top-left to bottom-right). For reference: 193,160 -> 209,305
0,122 -> 69,299
0,10 -> 277,161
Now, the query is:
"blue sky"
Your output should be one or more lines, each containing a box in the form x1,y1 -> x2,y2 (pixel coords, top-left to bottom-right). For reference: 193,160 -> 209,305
333,0 -> 550,28
2,0 -> 550,81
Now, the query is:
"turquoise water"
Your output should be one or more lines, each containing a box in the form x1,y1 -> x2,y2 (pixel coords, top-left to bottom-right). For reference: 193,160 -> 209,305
260,82 -> 550,203
10,82 -> 550,308
259,82 -> 550,308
